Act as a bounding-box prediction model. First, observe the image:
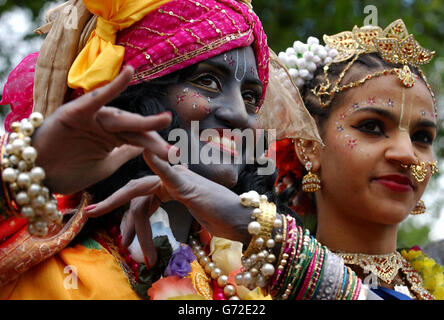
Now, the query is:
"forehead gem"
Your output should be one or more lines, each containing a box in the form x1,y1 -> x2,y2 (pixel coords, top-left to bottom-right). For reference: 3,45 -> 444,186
353,103 -> 359,109
388,99 -> 394,107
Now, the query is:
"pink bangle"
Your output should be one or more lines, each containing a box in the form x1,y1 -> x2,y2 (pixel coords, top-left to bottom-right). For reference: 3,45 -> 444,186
352,277 -> 362,300
296,245 -> 319,300
306,247 -> 325,299
270,217 -> 297,294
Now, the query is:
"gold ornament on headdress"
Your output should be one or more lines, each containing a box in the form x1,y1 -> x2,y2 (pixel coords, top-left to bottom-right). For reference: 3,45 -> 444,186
312,19 -> 436,115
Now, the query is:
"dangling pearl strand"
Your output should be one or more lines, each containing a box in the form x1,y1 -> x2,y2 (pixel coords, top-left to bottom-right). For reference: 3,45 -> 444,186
2,112 -> 63,236
189,236 -> 240,300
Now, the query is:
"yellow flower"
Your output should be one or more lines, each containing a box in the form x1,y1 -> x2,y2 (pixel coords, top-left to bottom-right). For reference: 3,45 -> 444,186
243,287 -> 272,300
402,249 -> 444,300
209,237 -> 243,275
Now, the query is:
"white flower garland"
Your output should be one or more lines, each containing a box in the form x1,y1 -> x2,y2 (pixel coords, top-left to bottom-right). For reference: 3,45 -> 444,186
278,37 -> 338,89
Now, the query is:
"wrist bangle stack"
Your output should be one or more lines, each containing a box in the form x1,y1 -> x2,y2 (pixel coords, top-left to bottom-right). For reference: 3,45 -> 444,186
235,191 -> 283,290
268,214 -> 362,300
1,112 -> 62,236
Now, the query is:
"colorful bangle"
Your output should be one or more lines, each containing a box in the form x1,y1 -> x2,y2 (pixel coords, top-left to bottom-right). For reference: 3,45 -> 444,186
271,216 -> 298,297
306,245 -> 326,300
1,113 -> 62,236
297,243 -> 319,300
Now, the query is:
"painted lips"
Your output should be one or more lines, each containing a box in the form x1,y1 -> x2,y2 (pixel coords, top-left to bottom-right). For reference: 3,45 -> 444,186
374,175 -> 414,192
199,129 -> 240,156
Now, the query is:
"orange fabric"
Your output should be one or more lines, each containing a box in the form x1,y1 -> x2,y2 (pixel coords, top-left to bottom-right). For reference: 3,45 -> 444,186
0,244 -> 140,300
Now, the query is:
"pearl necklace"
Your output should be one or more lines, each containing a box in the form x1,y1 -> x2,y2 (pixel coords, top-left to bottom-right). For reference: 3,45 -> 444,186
188,235 -> 240,300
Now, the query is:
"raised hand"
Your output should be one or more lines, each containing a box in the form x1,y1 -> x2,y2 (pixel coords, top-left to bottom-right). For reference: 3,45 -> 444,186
31,67 -> 175,195
86,150 -> 253,252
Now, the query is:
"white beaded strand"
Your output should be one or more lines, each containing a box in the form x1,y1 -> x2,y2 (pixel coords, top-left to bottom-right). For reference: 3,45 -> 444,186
1,112 -> 62,236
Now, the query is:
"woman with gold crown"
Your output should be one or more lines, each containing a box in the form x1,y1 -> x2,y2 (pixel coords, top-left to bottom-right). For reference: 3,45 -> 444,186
86,19 -> 444,300
0,0 -> 284,300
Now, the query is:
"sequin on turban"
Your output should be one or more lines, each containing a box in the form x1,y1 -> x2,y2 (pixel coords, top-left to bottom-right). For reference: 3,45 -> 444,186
117,0 -> 269,103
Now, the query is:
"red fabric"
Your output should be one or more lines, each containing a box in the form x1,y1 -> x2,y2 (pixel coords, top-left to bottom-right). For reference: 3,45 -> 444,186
0,217 -> 28,243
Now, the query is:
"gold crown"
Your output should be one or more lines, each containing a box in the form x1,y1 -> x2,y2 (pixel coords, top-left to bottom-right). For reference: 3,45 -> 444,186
323,19 -> 435,67
312,19 -> 436,114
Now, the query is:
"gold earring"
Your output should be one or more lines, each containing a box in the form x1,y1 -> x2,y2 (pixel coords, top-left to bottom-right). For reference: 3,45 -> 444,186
410,200 -> 426,215
302,161 -> 321,192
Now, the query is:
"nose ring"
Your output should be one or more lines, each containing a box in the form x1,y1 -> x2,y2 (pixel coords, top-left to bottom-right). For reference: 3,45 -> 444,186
401,161 -> 439,183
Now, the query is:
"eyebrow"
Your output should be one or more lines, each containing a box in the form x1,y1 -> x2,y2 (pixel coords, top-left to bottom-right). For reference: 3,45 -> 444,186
352,107 -> 397,122
352,106 -> 437,129
196,61 -> 263,88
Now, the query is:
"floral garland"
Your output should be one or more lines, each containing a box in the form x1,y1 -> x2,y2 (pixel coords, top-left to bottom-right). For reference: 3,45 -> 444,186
146,230 -> 271,300
401,247 -> 444,300
277,36 -> 338,89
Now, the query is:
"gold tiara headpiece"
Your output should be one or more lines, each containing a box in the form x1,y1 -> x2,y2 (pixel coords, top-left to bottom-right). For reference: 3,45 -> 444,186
312,19 -> 436,115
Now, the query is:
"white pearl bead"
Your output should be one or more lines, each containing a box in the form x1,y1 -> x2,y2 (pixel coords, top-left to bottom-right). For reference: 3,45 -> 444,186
250,254 -> 257,263
5,144 -> 13,155
274,218 -> 282,229
21,206 -> 34,219
217,275 -> 228,287
248,221 -> 261,235
196,250 -> 205,258
31,195 -> 45,208
223,285 -> 235,297
211,267 -> 222,279
23,137 -> 31,146
11,139 -> 25,154
266,239 -> 275,248
240,194 -> 251,206
2,167 -> 17,183
251,198 -> 260,208
256,274 -> 266,288
275,234 -> 283,242
242,272 -> 252,285
257,252 -> 265,261
9,155 -> 19,165
17,173 -> 31,188
255,237 -> 264,249
260,194 -> 268,202
9,132 -> 19,142
44,202 -> 57,214
261,263 -> 275,277
200,256 -> 210,266
205,262 -> 215,274
252,208 -> 262,218
234,274 -> 243,285
28,184 -> 42,197
30,167 -> 45,182
16,192 -> 30,205
250,267 -> 259,277
267,254 -> 276,263
41,187 -> 50,198
229,296 -> 240,300
18,160 -> 28,172
20,121 -> 34,136
22,146 -> 37,162
29,112 -> 44,127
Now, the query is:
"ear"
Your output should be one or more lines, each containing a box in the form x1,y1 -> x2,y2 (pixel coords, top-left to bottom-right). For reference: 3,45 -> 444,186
294,139 -> 321,173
